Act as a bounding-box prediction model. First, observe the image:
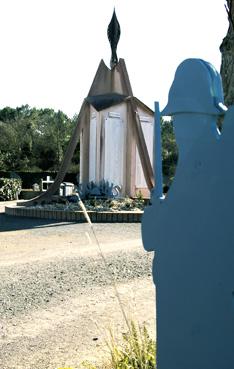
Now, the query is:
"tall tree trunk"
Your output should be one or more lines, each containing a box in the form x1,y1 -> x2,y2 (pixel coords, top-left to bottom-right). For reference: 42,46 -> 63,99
220,0 -> 234,106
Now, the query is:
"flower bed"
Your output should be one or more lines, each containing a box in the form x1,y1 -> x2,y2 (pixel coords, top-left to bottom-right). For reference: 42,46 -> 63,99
5,197 -> 146,223
31,197 -> 145,213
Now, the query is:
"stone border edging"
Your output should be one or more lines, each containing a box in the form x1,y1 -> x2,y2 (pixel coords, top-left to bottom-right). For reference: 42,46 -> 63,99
5,206 -> 143,223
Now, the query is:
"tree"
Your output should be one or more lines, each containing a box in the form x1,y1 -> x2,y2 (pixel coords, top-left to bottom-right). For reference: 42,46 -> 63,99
0,105 -> 78,172
220,0 -> 234,106
32,108 -> 75,171
161,119 -> 178,187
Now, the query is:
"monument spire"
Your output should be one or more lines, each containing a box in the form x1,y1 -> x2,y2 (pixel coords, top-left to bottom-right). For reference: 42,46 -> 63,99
107,9 -> 121,69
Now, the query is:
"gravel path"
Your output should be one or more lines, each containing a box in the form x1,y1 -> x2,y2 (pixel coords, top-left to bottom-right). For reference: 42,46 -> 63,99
0,202 -> 155,369
1,250 -> 152,319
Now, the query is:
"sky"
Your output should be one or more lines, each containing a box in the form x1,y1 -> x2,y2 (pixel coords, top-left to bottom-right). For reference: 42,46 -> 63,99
0,0 -> 229,118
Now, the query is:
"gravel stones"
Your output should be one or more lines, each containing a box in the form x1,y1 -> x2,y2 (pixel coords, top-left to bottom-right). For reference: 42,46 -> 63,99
0,250 -> 152,319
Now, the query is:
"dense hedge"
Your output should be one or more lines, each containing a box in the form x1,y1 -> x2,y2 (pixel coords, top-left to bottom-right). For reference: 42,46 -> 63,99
0,178 -> 22,200
0,172 -> 78,189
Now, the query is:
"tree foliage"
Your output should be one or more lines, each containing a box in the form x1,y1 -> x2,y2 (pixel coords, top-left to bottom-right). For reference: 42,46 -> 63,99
0,105 -> 78,172
161,118 -> 178,187
0,105 -> 178,189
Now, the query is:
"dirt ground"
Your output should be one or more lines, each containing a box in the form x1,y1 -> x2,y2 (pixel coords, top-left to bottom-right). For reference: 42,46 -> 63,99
0,202 -> 156,369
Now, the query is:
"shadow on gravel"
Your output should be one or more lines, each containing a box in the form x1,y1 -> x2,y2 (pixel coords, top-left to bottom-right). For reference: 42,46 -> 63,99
0,213 -> 76,232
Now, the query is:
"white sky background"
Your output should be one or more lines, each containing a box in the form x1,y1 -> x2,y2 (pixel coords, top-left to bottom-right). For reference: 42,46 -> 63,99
0,0 -> 229,118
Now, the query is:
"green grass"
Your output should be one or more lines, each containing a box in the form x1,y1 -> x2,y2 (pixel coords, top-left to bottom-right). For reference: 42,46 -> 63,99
82,321 -> 156,369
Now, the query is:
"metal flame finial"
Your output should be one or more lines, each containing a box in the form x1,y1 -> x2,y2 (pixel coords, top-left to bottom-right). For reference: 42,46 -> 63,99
107,9 -> 121,69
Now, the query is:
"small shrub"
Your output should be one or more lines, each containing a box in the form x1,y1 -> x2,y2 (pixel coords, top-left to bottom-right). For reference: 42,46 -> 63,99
82,321 -> 156,369
108,321 -> 156,369
0,178 -> 22,200
136,190 -> 143,201
68,198 -> 144,212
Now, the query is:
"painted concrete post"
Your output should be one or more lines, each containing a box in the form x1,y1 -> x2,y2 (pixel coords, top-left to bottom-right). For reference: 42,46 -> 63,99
141,59 -> 234,369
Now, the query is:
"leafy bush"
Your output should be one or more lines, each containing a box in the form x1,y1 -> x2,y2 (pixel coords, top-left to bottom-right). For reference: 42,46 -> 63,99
83,321 -> 156,369
0,178 -> 22,200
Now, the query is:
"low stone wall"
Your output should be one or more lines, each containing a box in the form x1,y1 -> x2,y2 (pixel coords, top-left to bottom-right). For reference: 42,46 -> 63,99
5,205 -> 142,223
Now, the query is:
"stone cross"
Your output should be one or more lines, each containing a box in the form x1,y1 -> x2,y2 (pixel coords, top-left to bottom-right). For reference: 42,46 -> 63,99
142,58 -> 234,369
